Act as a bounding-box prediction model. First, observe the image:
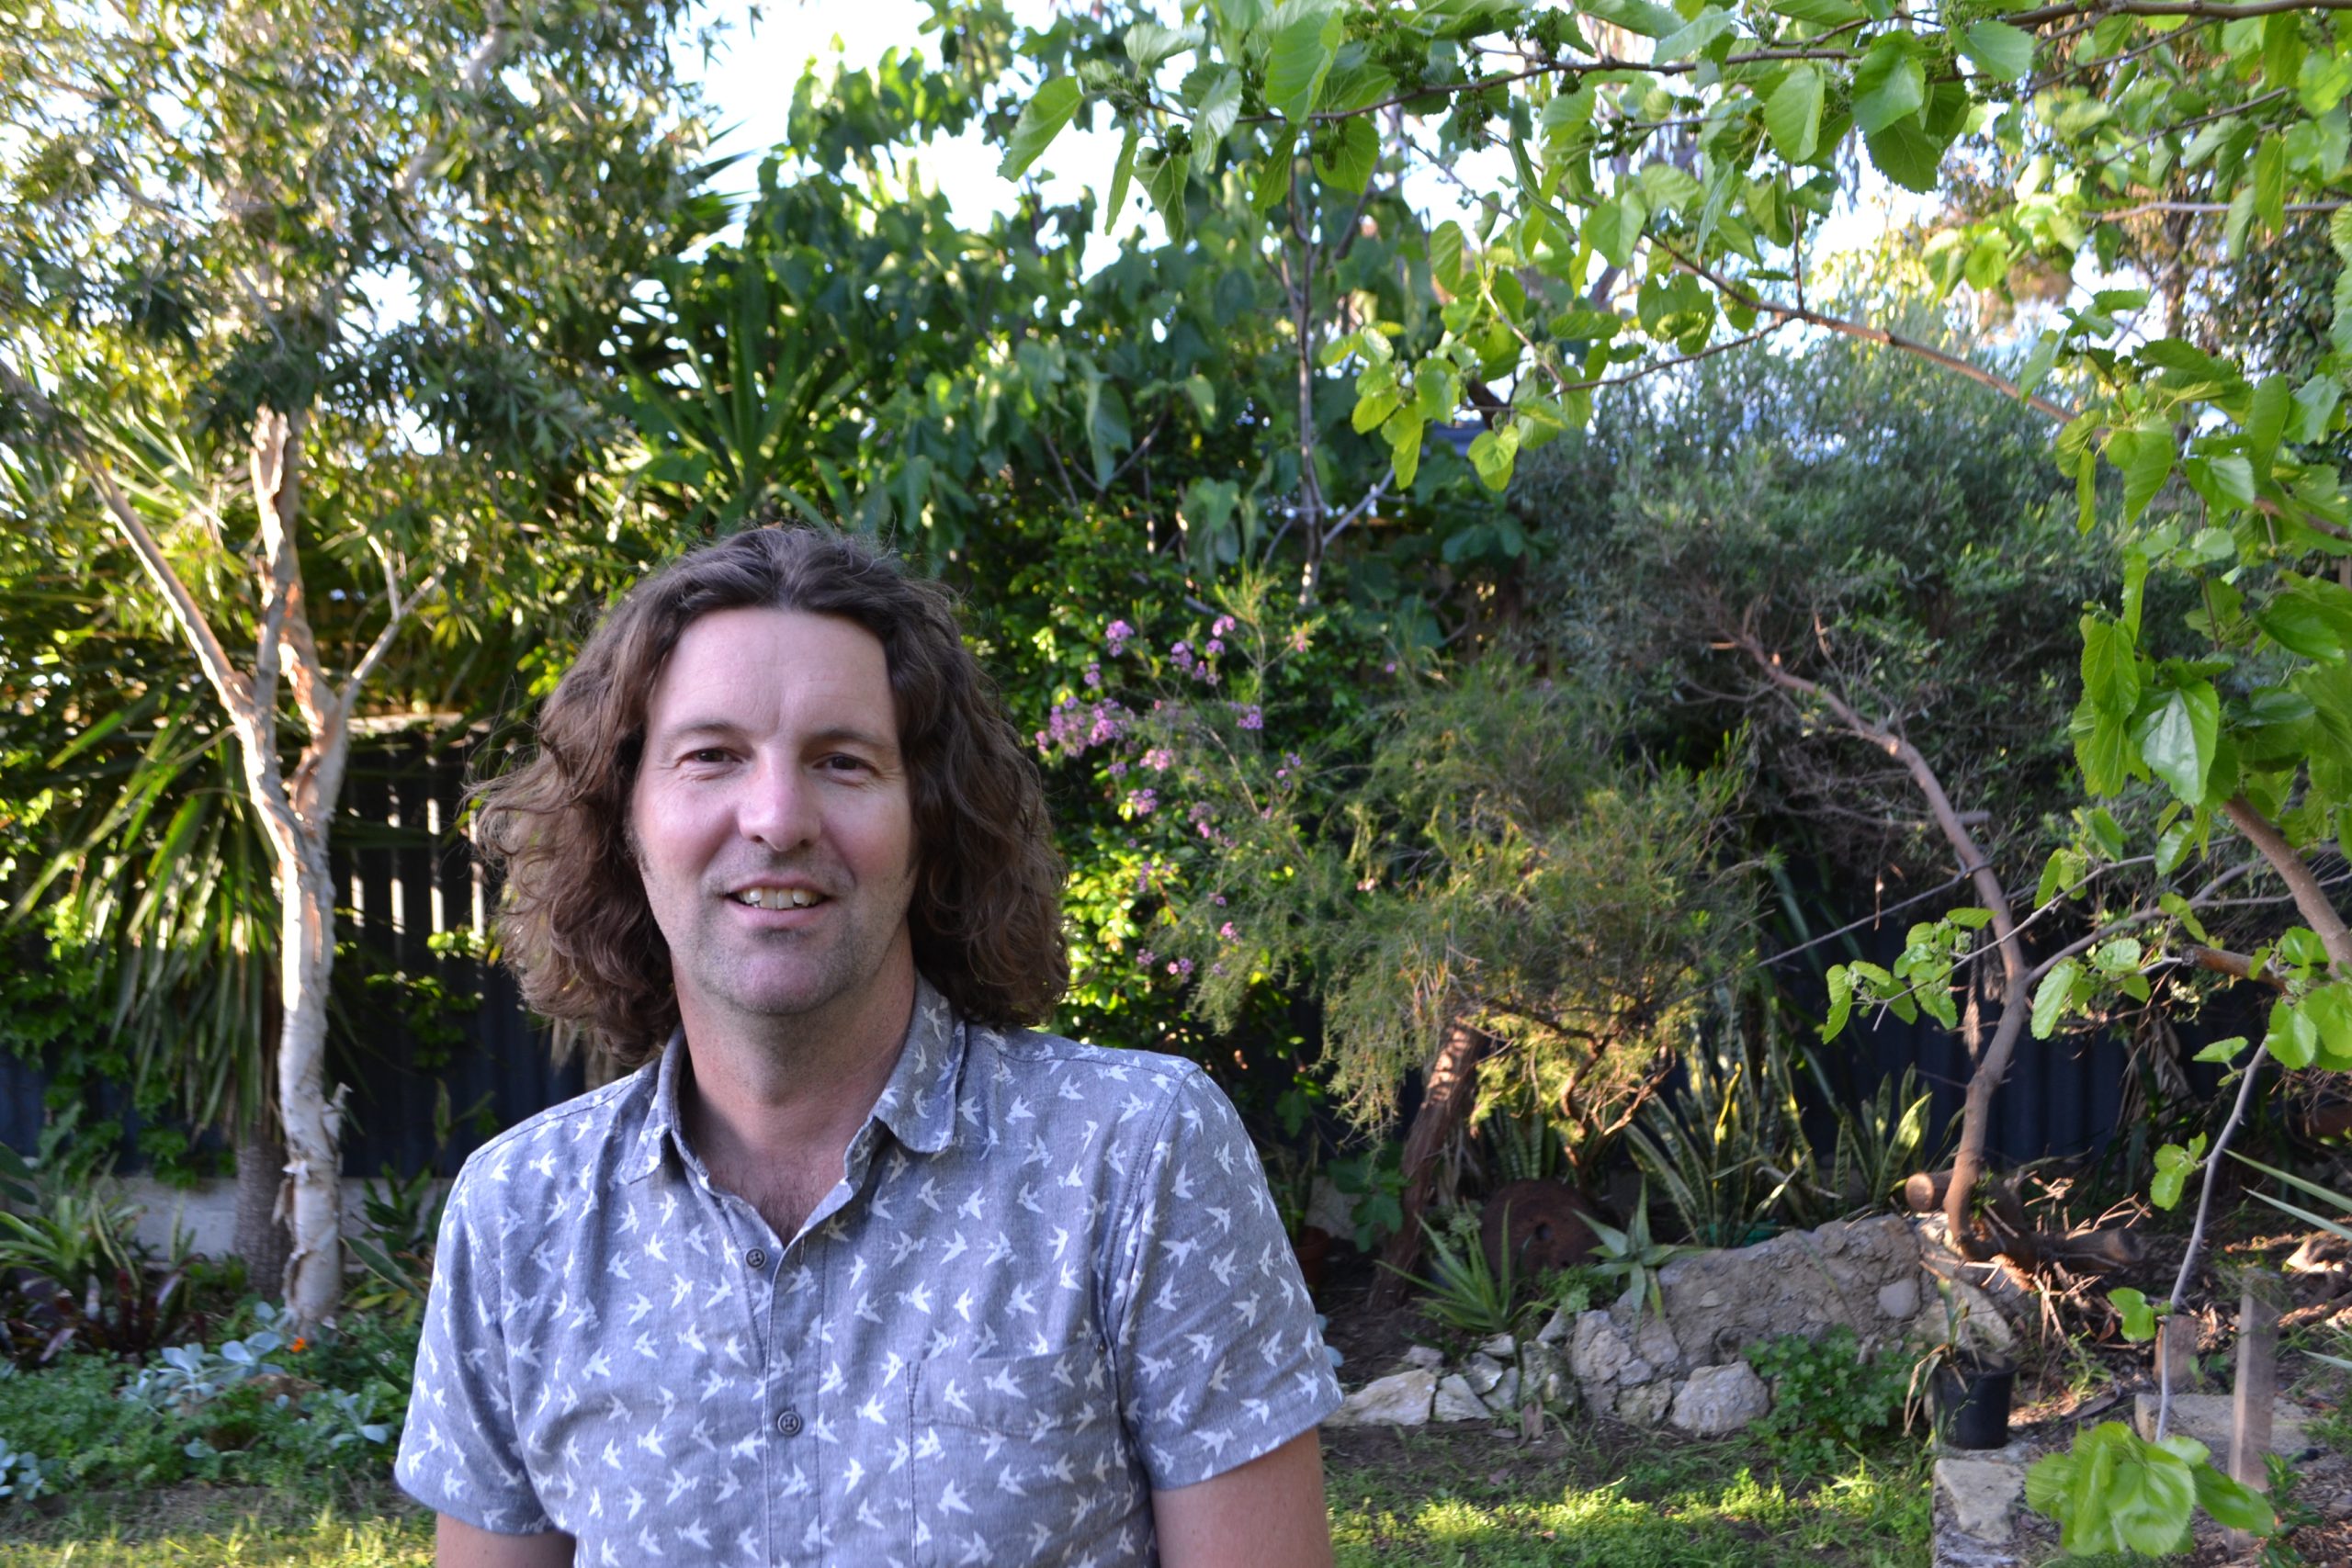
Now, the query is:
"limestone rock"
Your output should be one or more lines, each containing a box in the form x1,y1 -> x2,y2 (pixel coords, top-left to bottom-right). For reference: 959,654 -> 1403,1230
1668,1363 -> 1770,1437
1400,1344 -> 1444,1371
1534,1305 -> 1573,1347
1651,1213 -> 1924,1367
1477,1332 -> 1516,1359
1613,1382 -> 1674,1427
1936,1455 -> 2025,1544
1909,1277 -> 2018,1359
1431,1373 -> 1489,1422
1625,1312 -> 1682,1378
2132,1393 -> 2315,1458
1876,1277 -> 1919,1321
1328,1370 -> 1435,1427
1913,1215 -> 2035,1326
1570,1312 -> 1632,1384
1618,1356 -> 1657,1388
1480,1369 -> 1521,1414
1461,1353 -> 1507,1396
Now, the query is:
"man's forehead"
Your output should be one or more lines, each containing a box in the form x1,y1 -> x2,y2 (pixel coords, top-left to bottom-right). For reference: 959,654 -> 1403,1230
640,607 -> 898,729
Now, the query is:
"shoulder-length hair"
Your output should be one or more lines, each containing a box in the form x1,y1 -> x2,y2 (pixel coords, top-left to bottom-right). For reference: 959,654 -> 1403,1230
473,525 -> 1068,1066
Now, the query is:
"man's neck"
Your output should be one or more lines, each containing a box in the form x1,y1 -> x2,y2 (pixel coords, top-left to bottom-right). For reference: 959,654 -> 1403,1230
674,957 -> 920,1235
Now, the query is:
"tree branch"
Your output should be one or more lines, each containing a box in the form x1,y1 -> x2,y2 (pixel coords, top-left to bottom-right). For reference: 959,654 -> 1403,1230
2007,0 -> 2352,24
2098,198 -> 2346,221
2157,1048 -> 2267,1441
1664,244 -> 2076,425
0,359 -> 257,728
1729,621 -> 2032,1258
248,409 -> 307,784
341,564 -> 447,711
2220,795 -> 2352,971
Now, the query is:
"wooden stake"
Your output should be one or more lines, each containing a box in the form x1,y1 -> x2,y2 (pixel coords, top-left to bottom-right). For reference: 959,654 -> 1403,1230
2229,1277 -> 2280,1554
2158,1314 -> 2199,1395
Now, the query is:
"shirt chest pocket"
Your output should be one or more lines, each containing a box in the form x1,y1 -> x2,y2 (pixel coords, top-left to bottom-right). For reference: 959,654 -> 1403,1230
907,1344 -> 1142,1567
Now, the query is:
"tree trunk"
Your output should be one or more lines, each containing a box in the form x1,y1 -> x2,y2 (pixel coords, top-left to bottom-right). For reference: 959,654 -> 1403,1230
232,1114 -> 290,1298
276,832 -> 344,1326
1373,1019 -> 1488,1309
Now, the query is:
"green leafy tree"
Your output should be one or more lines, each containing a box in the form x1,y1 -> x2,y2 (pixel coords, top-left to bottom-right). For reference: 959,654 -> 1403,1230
988,0 -> 2352,1540
0,0 -> 721,1325
993,0 -> 2352,1243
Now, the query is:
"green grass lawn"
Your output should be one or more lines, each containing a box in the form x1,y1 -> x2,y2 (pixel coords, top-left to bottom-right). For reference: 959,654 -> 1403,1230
1325,1421 -> 1930,1568
0,1421 -> 1933,1567
0,1484 -> 432,1565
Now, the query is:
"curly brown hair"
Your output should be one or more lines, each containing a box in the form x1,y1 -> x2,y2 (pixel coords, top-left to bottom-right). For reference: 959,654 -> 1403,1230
472,526 -> 1068,1066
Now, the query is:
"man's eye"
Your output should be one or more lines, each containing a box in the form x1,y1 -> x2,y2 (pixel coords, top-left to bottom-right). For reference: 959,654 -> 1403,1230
686,748 -> 733,764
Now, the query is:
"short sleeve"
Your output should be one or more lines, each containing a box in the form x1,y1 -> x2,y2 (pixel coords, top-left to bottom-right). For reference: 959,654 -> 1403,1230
1106,1066 -> 1343,1489
393,1160 -> 555,1534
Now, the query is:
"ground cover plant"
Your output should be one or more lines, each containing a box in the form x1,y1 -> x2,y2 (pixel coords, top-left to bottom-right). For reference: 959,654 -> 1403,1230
0,1303 -> 412,1502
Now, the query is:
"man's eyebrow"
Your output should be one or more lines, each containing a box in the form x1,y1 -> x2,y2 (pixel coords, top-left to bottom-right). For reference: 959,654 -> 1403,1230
647,717 -> 749,746
648,718 -> 899,753
804,724 -> 899,755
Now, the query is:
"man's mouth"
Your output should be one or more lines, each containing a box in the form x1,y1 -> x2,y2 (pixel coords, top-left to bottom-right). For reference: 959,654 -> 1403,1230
730,887 -> 827,910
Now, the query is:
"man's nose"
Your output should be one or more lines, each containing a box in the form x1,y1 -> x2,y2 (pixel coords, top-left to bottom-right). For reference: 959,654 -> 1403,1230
736,754 -> 820,851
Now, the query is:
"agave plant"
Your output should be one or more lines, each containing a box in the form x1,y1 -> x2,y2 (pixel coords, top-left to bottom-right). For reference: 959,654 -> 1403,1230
1588,1184 -> 1688,1325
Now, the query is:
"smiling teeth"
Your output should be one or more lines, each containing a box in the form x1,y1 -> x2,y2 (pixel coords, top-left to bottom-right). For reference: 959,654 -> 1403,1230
735,888 -> 818,909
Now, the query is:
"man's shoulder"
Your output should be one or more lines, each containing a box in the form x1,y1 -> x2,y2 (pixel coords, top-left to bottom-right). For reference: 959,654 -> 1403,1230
972,1027 -> 1218,1128
983,1026 -> 1200,1091
448,1062 -> 656,1192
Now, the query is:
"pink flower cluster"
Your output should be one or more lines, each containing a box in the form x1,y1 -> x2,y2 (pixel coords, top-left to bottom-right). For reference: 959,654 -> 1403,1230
1168,640 -> 1220,686
1035,694 -> 1128,760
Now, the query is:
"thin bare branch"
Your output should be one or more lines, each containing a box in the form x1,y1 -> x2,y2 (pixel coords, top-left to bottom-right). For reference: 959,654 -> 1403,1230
0,359 -> 256,726
2157,1048 -> 2267,1440
2098,198 -> 2346,221
1664,244 -> 2077,424
341,565 -> 447,711
2007,0 -> 2352,24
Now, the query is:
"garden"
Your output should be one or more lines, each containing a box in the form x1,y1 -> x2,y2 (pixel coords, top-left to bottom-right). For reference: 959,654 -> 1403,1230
8,0 -> 2352,1561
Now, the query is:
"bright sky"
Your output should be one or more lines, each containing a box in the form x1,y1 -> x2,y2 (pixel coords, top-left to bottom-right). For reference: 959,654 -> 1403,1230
685,0 -> 1941,301
692,0 -> 1143,269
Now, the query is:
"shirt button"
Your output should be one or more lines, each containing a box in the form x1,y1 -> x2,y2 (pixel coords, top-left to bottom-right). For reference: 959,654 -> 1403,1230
745,1247 -> 768,1272
775,1409 -> 803,1438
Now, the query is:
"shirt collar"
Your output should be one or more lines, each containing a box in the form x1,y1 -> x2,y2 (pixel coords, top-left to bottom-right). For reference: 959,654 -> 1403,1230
625,975 -> 965,1183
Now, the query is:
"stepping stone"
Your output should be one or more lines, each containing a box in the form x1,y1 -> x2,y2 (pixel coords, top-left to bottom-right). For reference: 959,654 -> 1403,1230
2132,1393 -> 2315,1459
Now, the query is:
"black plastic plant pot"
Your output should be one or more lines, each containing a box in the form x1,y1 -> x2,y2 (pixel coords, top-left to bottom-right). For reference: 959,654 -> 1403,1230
1934,1360 -> 2017,1450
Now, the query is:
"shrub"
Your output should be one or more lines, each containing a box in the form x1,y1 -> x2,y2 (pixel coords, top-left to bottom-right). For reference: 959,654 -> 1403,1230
1745,1327 -> 1914,1475
0,1300 -> 419,1502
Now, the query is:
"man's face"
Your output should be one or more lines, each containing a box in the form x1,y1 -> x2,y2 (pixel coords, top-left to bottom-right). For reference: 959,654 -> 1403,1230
629,607 -> 919,1035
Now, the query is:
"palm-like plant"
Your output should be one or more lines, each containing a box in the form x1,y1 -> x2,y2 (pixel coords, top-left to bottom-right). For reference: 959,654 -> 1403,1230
1627,990 -> 1825,1247
0,504 -> 278,1258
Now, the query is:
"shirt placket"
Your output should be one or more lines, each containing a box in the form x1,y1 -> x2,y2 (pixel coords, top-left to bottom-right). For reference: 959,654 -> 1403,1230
671,1163 -> 794,1567
704,1126 -> 885,1568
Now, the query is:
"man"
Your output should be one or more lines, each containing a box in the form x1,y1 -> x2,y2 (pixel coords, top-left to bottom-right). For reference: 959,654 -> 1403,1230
396,526 -> 1342,1567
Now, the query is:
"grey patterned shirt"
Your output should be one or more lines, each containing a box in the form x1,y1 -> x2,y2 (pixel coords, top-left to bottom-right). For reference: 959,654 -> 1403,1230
395,978 -> 1341,1566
